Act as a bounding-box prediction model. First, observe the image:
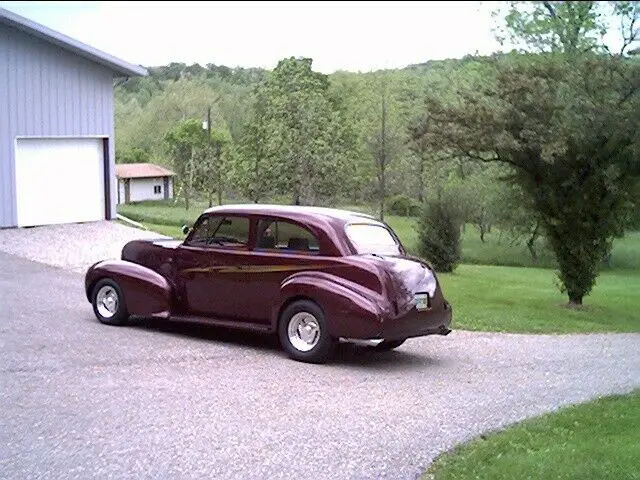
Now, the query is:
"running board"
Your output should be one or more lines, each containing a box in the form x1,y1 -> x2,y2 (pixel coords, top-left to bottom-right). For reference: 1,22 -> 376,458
162,314 -> 273,334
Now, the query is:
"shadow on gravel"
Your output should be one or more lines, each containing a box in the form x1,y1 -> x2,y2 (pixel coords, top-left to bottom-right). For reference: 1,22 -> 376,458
130,317 -> 281,352
127,317 -> 439,370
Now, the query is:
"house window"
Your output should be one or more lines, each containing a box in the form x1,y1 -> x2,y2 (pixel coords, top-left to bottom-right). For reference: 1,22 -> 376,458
154,185 -> 162,194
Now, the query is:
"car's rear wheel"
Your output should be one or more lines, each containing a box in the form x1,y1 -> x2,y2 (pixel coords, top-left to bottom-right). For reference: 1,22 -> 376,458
373,339 -> 406,351
92,278 -> 128,326
278,300 -> 336,364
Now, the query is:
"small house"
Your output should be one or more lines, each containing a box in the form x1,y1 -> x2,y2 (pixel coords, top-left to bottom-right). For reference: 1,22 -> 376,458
115,163 -> 175,204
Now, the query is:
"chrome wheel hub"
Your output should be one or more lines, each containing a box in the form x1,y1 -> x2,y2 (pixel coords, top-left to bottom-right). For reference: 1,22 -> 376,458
96,285 -> 118,319
287,312 -> 320,352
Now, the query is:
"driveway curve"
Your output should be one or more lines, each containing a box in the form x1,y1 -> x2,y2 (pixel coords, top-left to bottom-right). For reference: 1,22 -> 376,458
1,251 -> 638,480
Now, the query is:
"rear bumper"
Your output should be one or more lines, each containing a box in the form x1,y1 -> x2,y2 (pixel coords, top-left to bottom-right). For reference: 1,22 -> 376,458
380,300 -> 453,341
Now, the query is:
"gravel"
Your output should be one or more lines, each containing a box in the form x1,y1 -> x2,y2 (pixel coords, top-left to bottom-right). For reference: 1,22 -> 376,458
1,251 -> 639,480
0,220 -> 168,273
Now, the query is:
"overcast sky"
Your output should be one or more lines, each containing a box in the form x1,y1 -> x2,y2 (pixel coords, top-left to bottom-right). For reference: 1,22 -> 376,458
0,1 -> 512,73
0,1 -> 619,74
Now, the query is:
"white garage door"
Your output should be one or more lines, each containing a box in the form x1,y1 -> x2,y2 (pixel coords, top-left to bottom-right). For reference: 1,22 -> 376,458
15,138 -> 105,227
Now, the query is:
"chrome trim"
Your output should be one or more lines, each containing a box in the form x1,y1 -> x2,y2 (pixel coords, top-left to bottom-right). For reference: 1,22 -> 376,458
339,338 -> 384,347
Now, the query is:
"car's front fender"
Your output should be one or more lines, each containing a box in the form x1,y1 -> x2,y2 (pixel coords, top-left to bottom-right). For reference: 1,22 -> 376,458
275,271 -> 388,339
85,259 -> 172,317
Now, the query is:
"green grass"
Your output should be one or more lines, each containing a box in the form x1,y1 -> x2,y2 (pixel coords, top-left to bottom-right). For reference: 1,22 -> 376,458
439,264 -> 640,333
423,390 -> 640,480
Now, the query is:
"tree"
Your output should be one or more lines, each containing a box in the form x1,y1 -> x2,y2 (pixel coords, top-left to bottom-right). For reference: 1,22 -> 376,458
416,193 -> 462,272
237,87 -> 278,203
414,53 -> 640,305
255,57 -> 353,205
164,118 -> 209,210
494,1 -> 640,56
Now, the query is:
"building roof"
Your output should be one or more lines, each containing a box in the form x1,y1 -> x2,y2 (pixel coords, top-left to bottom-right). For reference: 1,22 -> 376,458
0,7 -> 147,77
116,163 -> 176,179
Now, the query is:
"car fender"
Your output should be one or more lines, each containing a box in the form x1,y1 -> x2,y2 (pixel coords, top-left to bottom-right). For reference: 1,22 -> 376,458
275,271 -> 387,339
85,259 -> 172,318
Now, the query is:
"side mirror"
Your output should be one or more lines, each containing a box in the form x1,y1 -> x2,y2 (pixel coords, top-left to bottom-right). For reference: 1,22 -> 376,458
182,225 -> 190,235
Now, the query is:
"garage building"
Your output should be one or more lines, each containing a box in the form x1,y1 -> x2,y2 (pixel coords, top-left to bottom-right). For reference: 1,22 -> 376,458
0,8 -> 147,228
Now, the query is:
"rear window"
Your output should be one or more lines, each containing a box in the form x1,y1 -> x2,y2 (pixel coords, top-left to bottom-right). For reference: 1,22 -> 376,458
345,223 -> 401,255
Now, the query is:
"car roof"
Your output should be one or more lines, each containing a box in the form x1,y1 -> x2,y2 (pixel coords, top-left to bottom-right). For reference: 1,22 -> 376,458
202,204 -> 383,225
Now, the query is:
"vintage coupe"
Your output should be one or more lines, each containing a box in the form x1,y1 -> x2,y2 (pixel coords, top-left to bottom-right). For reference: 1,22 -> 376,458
85,205 -> 452,363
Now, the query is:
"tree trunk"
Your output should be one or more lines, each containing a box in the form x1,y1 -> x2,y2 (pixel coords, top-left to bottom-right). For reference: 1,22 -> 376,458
418,158 -> 425,203
567,296 -> 583,307
479,226 -> 485,243
527,221 -> 540,263
183,180 -> 190,211
379,89 -> 387,222
208,191 -> 213,208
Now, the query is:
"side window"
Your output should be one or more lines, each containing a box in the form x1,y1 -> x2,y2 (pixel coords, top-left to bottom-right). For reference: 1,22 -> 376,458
189,216 -> 221,245
256,219 -> 319,253
188,216 -> 249,247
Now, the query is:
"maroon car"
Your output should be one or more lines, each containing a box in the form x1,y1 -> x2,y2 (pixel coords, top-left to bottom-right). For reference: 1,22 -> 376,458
85,205 -> 452,363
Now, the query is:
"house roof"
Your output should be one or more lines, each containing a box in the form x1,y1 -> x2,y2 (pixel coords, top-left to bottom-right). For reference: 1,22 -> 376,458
0,7 -> 147,77
116,163 -> 176,179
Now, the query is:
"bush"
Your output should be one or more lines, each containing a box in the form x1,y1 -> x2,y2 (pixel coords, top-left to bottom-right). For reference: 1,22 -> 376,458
416,197 -> 462,272
387,194 -> 420,217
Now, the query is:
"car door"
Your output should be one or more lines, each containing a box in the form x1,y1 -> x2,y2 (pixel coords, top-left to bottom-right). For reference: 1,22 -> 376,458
241,217 -> 335,324
175,214 -> 254,320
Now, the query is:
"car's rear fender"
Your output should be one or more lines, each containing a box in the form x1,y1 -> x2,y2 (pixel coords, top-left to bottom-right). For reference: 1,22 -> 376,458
85,259 -> 172,317
275,271 -> 389,339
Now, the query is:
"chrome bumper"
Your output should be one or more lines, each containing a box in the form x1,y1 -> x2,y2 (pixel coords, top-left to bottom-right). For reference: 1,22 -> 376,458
339,338 -> 384,347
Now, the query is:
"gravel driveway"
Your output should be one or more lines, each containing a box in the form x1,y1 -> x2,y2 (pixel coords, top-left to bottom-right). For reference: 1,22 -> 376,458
1,251 -> 639,480
0,220 -> 168,273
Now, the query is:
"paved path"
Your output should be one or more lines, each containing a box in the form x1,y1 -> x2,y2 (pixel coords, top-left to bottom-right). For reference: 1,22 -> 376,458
0,220 -> 168,273
1,251 -> 638,480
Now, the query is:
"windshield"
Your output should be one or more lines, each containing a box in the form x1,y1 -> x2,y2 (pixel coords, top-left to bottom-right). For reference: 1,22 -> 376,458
345,223 -> 402,256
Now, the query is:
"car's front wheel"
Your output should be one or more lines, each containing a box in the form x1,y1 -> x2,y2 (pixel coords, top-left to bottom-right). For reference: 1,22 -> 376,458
278,300 -> 336,364
91,278 -> 128,326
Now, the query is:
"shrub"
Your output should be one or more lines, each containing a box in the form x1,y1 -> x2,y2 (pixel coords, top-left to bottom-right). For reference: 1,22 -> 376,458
416,196 -> 462,272
387,194 -> 420,217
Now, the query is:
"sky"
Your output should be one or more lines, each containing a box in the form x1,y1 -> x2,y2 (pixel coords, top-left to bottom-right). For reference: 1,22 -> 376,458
0,1 -> 511,73
0,1 -> 623,74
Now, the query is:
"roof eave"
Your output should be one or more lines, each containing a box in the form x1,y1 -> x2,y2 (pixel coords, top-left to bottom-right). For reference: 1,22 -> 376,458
0,7 -> 148,77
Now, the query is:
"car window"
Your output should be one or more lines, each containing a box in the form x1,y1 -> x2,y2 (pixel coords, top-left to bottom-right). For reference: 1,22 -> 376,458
188,215 -> 249,248
345,223 -> 402,255
256,219 -> 319,253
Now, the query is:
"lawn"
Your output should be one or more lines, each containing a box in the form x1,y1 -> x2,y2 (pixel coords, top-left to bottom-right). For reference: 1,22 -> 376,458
423,390 -> 640,480
117,200 -> 640,334
439,265 -> 640,333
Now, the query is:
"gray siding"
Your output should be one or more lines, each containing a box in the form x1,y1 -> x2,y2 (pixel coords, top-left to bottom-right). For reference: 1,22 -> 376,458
0,23 -> 116,227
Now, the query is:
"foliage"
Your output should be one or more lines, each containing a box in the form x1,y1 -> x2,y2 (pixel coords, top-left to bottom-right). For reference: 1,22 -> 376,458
245,57 -> 354,205
416,195 -> 462,272
424,390 -> 640,479
493,1 -> 609,54
387,194 -> 420,217
413,52 -> 640,304
115,147 -> 152,164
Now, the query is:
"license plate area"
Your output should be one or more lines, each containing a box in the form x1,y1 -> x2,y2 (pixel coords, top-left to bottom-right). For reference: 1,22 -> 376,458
413,293 -> 431,311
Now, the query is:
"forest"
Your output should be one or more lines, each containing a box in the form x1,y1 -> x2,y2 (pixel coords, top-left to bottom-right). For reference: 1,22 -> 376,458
114,1 -> 640,306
